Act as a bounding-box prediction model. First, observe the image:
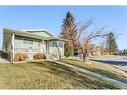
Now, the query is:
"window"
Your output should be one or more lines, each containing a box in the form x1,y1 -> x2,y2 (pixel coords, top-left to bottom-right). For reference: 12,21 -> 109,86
50,41 -> 57,47
52,41 -> 57,47
23,38 -> 33,44
50,41 -> 63,47
59,41 -> 63,47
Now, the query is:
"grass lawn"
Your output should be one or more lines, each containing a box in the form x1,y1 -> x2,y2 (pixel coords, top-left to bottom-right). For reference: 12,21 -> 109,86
0,61 -> 121,89
60,58 -> 127,83
91,55 -> 116,59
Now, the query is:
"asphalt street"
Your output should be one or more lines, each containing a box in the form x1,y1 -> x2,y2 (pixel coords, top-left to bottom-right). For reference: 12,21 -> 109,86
90,56 -> 127,71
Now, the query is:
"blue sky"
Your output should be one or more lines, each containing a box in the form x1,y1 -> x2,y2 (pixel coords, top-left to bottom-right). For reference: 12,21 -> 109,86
0,6 -> 127,49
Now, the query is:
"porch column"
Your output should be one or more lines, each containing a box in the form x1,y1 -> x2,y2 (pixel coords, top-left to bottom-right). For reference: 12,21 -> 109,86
11,33 -> 15,63
46,41 -> 49,59
40,40 -> 43,53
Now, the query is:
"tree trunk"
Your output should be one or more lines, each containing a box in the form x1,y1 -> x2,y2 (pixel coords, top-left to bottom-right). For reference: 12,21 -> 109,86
82,50 -> 88,62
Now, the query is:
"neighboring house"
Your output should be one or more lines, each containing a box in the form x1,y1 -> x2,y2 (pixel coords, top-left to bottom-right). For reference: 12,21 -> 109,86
88,44 -> 109,56
2,28 -> 67,61
77,44 -> 109,57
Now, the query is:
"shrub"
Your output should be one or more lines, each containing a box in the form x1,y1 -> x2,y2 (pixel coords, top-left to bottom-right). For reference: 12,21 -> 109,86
33,53 -> 45,60
14,53 -> 28,61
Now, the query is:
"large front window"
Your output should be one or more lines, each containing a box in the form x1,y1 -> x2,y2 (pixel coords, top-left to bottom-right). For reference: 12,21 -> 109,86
23,38 -> 33,44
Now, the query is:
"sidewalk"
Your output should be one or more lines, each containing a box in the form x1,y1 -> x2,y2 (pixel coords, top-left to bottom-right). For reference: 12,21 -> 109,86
49,60 -> 127,89
0,58 -> 9,64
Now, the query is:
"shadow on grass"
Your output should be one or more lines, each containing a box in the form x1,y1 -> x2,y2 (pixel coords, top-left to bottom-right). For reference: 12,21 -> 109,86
60,59 -> 127,84
29,61 -> 119,89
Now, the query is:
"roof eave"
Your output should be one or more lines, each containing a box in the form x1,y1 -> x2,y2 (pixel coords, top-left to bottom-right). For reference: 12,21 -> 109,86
4,28 -> 49,40
48,37 -> 69,42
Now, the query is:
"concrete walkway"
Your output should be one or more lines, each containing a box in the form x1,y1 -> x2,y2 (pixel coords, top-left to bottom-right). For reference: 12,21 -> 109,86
49,60 -> 127,89
0,58 -> 9,64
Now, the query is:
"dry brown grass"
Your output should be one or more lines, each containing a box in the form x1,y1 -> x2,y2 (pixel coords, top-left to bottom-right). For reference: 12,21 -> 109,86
60,58 -> 127,83
0,61 -> 120,89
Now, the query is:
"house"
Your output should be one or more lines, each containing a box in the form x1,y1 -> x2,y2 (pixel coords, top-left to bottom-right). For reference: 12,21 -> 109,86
88,44 -> 109,56
77,44 -> 109,57
2,28 -> 67,61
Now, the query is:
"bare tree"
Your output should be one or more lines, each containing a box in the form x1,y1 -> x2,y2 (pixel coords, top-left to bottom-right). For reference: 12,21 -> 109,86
100,39 -> 107,55
76,18 -> 108,62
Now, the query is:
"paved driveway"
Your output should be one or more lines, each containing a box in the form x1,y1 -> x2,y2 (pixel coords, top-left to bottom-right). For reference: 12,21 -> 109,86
90,56 -> 127,71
